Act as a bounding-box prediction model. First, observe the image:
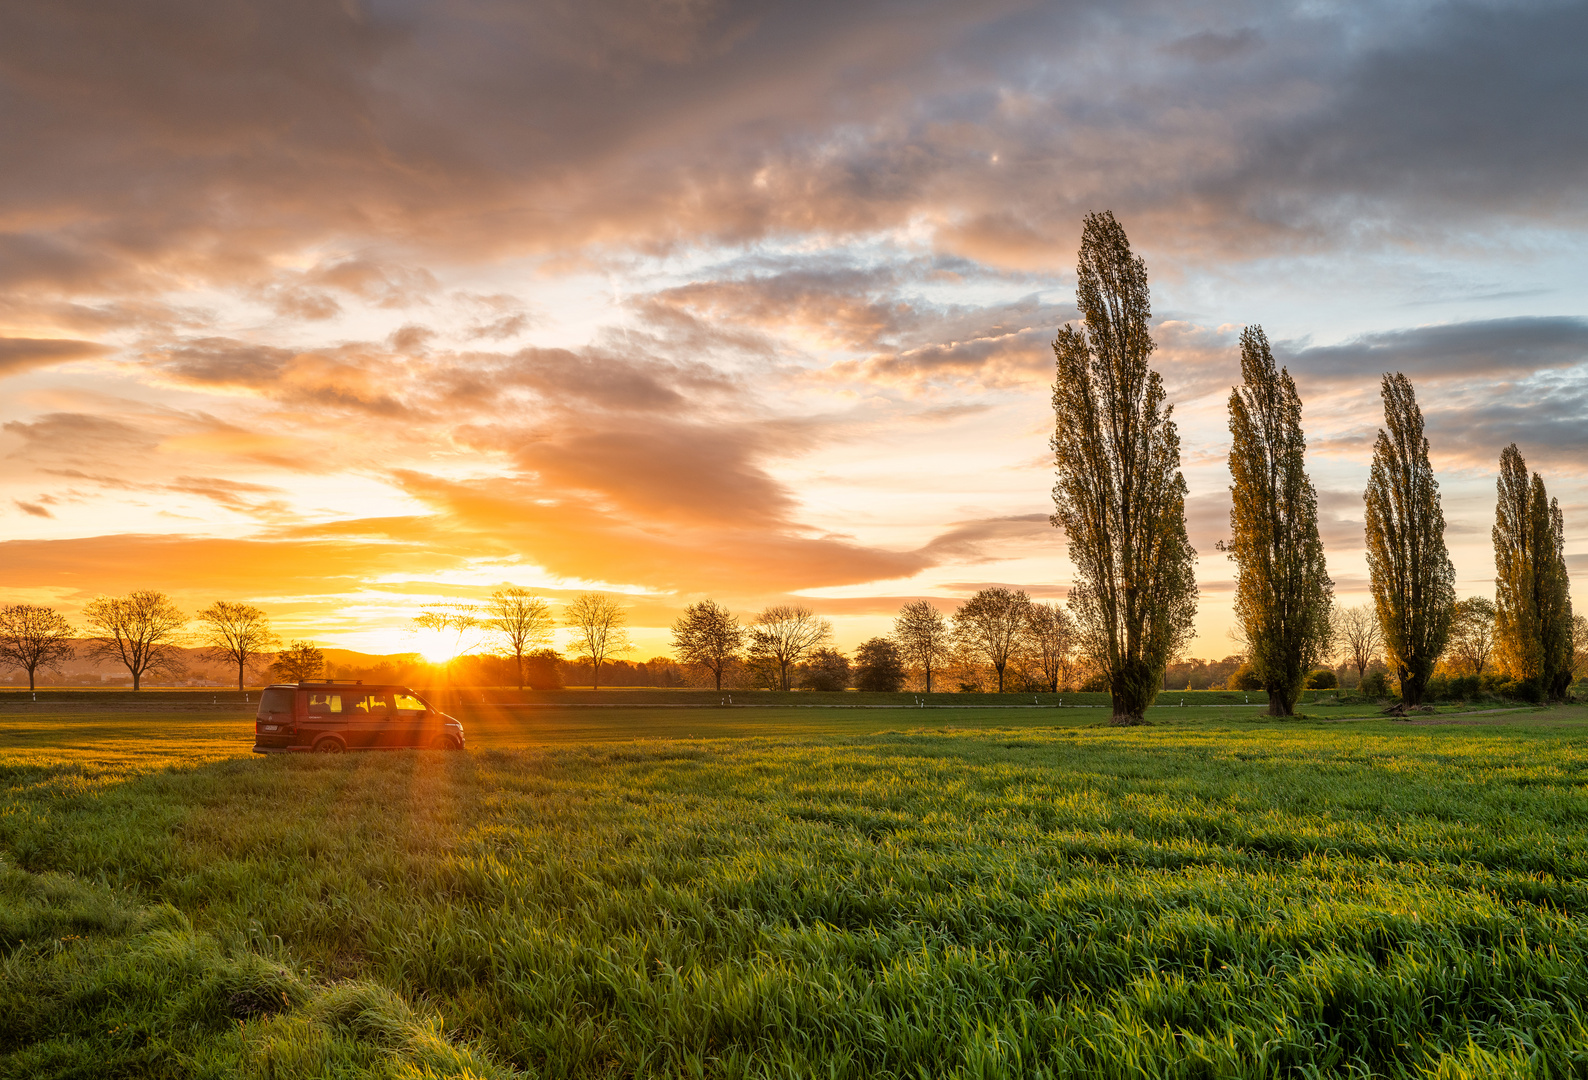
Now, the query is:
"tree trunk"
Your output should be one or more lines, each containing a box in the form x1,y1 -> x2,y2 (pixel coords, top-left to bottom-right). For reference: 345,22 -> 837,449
238,660 -> 245,692
132,669 -> 141,690
714,667 -> 722,692
1108,657 -> 1157,724
1267,684 -> 1297,717
28,668 -> 36,691
924,664 -> 931,693
592,661 -> 600,690
1400,666 -> 1425,706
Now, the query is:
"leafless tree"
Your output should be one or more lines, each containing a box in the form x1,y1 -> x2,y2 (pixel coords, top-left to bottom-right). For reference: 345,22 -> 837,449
670,599 -> 745,691
1024,601 -> 1077,692
566,593 -> 633,689
893,600 -> 951,692
413,603 -> 487,665
82,591 -> 187,690
0,604 -> 76,691
1447,596 -> 1497,677
486,588 -> 554,689
748,605 -> 832,691
953,587 -> 1032,693
1332,604 -> 1383,683
196,601 -> 279,691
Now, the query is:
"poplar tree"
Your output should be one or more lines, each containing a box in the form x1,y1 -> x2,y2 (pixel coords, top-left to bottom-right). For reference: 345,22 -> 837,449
1051,211 -> 1197,723
1494,445 -> 1575,698
1363,374 -> 1455,706
1225,326 -> 1333,716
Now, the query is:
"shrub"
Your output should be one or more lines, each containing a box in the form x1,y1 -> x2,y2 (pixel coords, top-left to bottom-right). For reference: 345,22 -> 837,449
1305,669 -> 1337,689
1079,671 -> 1110,692
1447,674 -> 1480,700
1229,663 -> 1262,691
1360,671 -> 1389,698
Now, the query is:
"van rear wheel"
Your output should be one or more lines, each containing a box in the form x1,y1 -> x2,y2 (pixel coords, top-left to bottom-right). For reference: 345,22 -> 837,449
313,737 -> 346,754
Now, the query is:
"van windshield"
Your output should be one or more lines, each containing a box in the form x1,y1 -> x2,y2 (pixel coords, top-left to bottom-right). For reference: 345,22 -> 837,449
260,687 -> 294,715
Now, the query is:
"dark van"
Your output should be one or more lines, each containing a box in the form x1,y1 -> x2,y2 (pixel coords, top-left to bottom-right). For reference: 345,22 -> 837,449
252,682 -> 465,754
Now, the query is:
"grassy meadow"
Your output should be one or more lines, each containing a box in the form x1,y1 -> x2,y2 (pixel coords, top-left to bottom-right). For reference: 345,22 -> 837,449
4,701 -> 1588,1078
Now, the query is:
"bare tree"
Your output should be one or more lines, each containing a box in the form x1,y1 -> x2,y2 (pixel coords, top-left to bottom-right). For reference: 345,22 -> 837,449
271,640 -> 325,682
747,605 -> 832,691
413,603 -> 486,665
1364,373 -> 1456,706
82,591 -> 187,690
1051,212 -> 1198,723
952,588 -> 1032,693
486,588 -> 554,689
1332,605 -> 1383,683
894,600 -> 951,692
195,601 -> 279,691
670,599 -> 745,692
566,593 -> 633,689
0,604 -> 76,691
1447,596 -> 1497,677
1025,601 -> 1077,692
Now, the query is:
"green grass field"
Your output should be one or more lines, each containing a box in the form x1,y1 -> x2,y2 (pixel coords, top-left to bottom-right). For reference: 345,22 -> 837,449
4,703 -> 1588,1078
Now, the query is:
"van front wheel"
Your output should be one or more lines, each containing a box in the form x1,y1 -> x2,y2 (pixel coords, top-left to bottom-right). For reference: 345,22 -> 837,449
430,734 -> 460,751
313,737 -> 346,754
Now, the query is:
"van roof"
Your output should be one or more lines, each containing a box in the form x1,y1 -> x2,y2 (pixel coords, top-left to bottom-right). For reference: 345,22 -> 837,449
266,681 -> 416,692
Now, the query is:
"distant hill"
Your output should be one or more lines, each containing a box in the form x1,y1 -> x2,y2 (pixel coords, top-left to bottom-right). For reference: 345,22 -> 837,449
0,641 -> 423,688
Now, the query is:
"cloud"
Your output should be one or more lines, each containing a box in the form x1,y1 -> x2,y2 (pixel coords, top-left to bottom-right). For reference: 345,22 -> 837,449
3,412 -> 161,463
1425,381 -> 1588,473
0,336 -> 111,377
1281,317 -> 1588,386
12,500 -> 53,518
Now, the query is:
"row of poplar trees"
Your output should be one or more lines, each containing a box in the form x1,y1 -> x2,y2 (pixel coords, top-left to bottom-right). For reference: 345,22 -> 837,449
1051,211 -> 1574,723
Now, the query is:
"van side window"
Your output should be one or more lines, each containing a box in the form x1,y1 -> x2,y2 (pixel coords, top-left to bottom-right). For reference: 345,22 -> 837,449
394,693 -> 426,717
307,694 -> 342,715
351,694 -> 393,718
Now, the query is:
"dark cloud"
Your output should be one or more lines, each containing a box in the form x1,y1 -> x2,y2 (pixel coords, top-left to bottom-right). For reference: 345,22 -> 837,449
1281,317 -> 1588,385
7,0 -> 1579,291
1160,28 -> 1262,64
1425,382 -> 1588,472
1232,2 -> 1588,227
12,500 -> 53,518
920,514 -> 1055,562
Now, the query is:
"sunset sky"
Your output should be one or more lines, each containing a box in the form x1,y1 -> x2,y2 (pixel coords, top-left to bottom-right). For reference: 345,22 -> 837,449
2,0 -> 1585,661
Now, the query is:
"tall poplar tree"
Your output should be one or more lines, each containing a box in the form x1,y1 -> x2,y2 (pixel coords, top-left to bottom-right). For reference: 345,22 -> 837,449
1051,211 -> 1197,723
1225,326 -> 1333,716
1363,374 -> 1455,706
1494,444 -> 1575,698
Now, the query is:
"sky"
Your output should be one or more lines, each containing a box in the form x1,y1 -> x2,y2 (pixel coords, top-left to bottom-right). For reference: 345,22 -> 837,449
1,0 -> 1585,661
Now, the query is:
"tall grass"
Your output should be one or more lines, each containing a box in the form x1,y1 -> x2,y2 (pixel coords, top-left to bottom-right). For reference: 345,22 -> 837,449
4,711 -> 1588,1077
